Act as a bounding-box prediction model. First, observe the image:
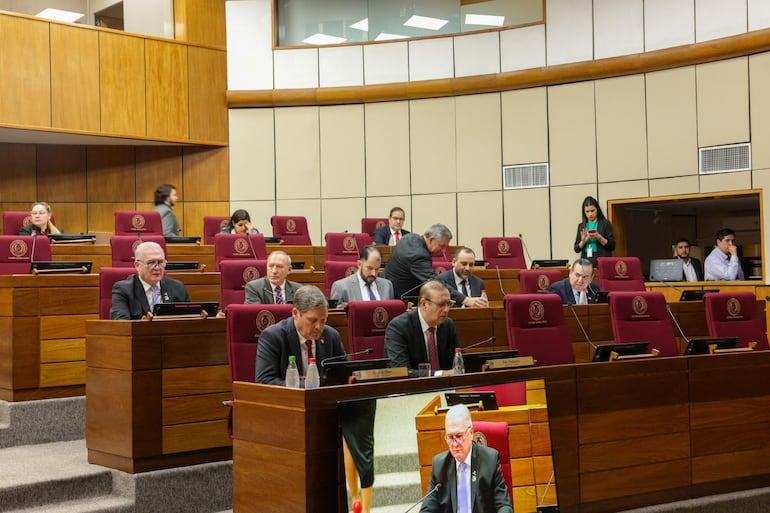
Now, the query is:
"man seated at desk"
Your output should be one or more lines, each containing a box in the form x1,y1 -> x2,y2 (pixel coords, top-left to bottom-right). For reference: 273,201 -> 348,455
373,206 -> 409,246
110,241 -> 190,320
330,245 -> 394,303
384,280 -> 461,376
704,228 -> 745,281
420,403 -> 513,513
245,250 -> 301,304
548,258 -> 601,305
436,247 -> 488,308
673,238 -> 703,282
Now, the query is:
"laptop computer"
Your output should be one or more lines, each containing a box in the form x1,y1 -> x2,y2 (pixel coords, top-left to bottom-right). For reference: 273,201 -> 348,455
30,261 -> 92,274
462,350 -> 519,374
592,342 -> 649,362
320,358 -> 391,386
445,391 -> 499,411
152,301 -> 219,317
649,259 -> 684,282
679,289 -> 719,301
684,337 -> 739,355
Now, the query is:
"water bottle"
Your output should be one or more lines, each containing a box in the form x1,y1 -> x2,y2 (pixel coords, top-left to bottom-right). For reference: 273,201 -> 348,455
452,348 -> 465,375
285,355 -> 300,388
480,289 -> 488,302
305,358 -> 320,389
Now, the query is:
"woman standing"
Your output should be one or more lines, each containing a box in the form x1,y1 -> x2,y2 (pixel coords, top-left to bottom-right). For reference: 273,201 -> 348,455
574,196 -> 615,264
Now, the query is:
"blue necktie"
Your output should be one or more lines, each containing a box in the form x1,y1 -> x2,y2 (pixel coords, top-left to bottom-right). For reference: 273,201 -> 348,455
366,282 -> 377,301
458,462 -> 469,513
150,285 -> 160,306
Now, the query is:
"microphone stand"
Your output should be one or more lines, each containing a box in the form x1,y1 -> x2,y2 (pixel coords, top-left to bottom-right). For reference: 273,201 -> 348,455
403,484 -> 441,513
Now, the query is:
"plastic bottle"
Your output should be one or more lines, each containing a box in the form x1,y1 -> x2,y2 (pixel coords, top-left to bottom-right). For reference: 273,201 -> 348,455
285,355 -> 300,388
452,348 -> 465,375
305,357 -> 320,389
480,289 -> 488,302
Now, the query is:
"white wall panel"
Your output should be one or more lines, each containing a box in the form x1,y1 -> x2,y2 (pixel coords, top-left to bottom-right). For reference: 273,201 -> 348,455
749,0 -> 770,31
695,0 -> 747,42
644,0 -> 694,52
364,42 -> 408,85
274,48 -> 318,89
457,191 -> 503,254
274,107 -> 320,199
321,198 -> 366,234
500,25 -> 546,72
594,0 -> 644,59
454,32 -> 500,77
411,193 -> 457,244
228,109 -> 275,201
409,37 -> 454,81
319,45 -> 363,87
226,0 -> 273,90
545,0 -> 593,66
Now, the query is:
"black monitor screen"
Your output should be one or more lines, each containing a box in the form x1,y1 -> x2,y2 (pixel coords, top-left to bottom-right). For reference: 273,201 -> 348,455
320,358 -> 390,387
462,350 -> 519,374
685,337 -> 739,355
592,342 -> 649,362
679,289 -> 719,301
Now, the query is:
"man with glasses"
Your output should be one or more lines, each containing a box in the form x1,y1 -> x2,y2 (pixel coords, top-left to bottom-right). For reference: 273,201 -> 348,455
384,280 -> 461,376
420,403 -> 513,513
704,228 -> 745,281
548,258 -> 601,304
372,206 -> 409,246
110,241 -> 190,319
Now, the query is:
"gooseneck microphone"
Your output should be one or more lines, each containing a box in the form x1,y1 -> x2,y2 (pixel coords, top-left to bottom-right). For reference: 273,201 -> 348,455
567,303 -> 597,350
320,348 -> 374,367
665,304 -> 691,344
246,234 -> 258,259
461,336 -> 496,352
400,280 -> 428,303
518,233 -> 533,268
494,264 -> 507,298
30,231 -> 39,264
403,483 -> 441,513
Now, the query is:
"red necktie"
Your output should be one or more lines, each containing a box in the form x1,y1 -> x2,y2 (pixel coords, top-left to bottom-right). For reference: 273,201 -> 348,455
427,327 -> 439,371
305,340 -> 314,360
394,231 -> 400,243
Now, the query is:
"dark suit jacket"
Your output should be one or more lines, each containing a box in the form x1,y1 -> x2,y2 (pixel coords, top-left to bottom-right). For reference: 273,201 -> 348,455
547,277 -> 601,305
384,308 -> 460,376
244,277 -> 301,304
574,218 -> 615,263
110,274 -> 190,320
420,443 -> 513,513
436,271 -> 485,305
678,256 -> 703,281
255,317 -> 345,385
372,226 -> 410,246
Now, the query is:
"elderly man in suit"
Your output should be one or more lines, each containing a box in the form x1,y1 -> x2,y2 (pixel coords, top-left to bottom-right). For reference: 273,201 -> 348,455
330,245 -> 394,303
245,250 -> 301,304
384,280 -> 461,376
420,403 -> 513,513
436,247 -> 488,308
547,258 -> 601,305
372,206 -> 409,246
110,241 -> 190,320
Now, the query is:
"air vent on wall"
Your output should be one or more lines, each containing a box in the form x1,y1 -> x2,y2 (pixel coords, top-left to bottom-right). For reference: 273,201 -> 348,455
699,143 -> 751,175
503,163 -> 549,190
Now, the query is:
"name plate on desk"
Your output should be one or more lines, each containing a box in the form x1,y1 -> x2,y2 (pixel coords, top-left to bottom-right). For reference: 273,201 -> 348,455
483,356 -> 535,370
350,367 -> 408,383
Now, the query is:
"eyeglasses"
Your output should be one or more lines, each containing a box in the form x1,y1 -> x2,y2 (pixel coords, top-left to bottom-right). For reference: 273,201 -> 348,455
137,259 -> 166,269
572,272 -> 592,280
425,298 -> 455,309
445,427 -> 471,444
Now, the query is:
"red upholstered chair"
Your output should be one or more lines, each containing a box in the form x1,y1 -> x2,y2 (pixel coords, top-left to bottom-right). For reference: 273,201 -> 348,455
203,216 -> 230,245
471,421 -> 514,501
361,217 -> 388,236
270,215 -> 311,245
114,210 -> 164,236
503,293 -> 574,365
347,300 -> 406,359
609,291 -> 680,357
110,235 -> 167,267
2,211 -> 57,235
0,235 -> 51,274
704,291 -> 769,350
325,232 -> 373,262
325,261 -> 359,297
597,257 -> 645,292
518,269 -> 563,293
480,237 -> 526,270
98,267 -> 137,319
220,259 -> 267,309
472,383 -> 527,407
213,233 -> 267,269
432,260 -> 452,275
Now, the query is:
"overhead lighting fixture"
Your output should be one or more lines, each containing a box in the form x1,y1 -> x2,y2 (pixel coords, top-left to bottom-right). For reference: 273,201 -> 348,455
302,33 -> 347,45
349,18 -> 368,32
375,32 -> 409,41
465,14 -> 505,27
404,15 -> 448,31
36,8 -> 84,23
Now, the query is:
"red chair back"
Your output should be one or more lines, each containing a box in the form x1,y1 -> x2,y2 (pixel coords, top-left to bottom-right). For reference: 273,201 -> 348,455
114,210 -> 163,236
704,291 -> 769,350
504,293 -> 574,365
518,269 -> 563,293
480,237 -> 526,270
0,235 -> 51,274
220,259 -> 267,309
325,232 -> 373,262
270,215 -> 311,245
609,291 -> 680,356
3,211 -> 57,235
226,304 -> 294,383
347,300 -> 406,359
431,260 -> 452,275
325,261 -> 359,297
99,267 -> 138,319
361,217 -> 388,236
213,233 -> 267,268
203,216 -> 230,245
597,257 -> 645,291
110,235 -> 167,267
472,421 -> 513,501
472,383 -> 526,407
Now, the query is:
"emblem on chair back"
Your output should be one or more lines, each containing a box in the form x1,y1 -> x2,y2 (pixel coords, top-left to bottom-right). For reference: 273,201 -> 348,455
131,215 -> 146,231
497,240 -> 510,256
22,215 -> 32,227
255,311 -> 277,336
372,307 -> 389,331
234,238 -> 250,255
375,220 -> 386,229
472,431 -> 488,446
285,218 -> 297,233
10,239 -> 28,258
726,297 -> 743,319
537,274 -> 551,291
528,300 -> 545,324
614,260 -> 628,278
242,266 -> 261,283
631,295 -> 649,317
343,236 -> 356,254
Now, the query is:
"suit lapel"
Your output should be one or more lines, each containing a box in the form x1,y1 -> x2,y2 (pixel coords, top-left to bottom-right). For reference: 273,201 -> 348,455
470,445 -> 479,512
134,276 -> 151,312
410,310 -> 428,361
262,279 -> 275,304
287,318 -> 303,374
350,275 -> 363,301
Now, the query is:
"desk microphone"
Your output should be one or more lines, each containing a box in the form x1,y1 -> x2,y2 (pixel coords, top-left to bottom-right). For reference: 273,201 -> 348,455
518,233 -> 533,268
494,264 -> 507,298
403,483 -> 441,513
567,303 -> 597,350
30,232 -> 39,264
461,336 -> 496,352
246,234 -> 258,259
320,348 -> 373,367
665,304 -> 692,344
400,280 -> 428,303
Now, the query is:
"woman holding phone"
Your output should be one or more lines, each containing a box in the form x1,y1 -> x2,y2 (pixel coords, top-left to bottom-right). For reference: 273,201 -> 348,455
574,196 -> 615,264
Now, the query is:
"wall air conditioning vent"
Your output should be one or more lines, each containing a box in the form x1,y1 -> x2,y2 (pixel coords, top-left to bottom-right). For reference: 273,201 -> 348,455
503,163 -> 549,190
699,143 -> 751,175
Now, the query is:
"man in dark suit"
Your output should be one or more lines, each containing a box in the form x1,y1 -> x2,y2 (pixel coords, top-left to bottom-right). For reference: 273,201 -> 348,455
255,285 -> 345,385
673,238 -> 703,282
330,245 -> 394,303
420,403 -> 513,513
110,241 -> 190,320
245,250 -> 301,304
384,280 -> 461,376
436,247 -> 488,308
372,206 -> 409,245
548,258 -> 601,305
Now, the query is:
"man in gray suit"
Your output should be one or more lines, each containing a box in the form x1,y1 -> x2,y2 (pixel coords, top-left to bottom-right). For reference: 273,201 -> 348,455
330,245 -> 394,303
245,250 -> 301,304
436,247 -> 488,308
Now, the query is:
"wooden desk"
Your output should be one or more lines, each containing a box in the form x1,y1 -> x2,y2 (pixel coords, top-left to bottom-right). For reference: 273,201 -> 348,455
86,318 -> 232,473
646,280 -> 760,302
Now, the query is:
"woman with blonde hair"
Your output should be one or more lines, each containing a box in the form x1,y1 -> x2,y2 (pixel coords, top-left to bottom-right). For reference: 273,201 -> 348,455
19,202 -> 61,236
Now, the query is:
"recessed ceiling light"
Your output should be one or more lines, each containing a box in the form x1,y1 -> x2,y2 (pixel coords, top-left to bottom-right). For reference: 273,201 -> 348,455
302,33 -> 347,45
36,8 -> 84,23
404,15 -> 448,31
375,32 -> 409,41
465,14 -> 505,27
349,18 -> 368,32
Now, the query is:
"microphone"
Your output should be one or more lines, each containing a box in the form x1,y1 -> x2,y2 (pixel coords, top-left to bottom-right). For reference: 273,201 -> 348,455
320,348 -> 374,367
30,231 -> 39,264
403,483 -> 441,513
494,264 -> 507,298
461,336 -> 496,352
246,234 -> 258,259
400,280 -> 428,303
518,233 -> 533,268
567,303 -> 596,350
665,304 -> 691,344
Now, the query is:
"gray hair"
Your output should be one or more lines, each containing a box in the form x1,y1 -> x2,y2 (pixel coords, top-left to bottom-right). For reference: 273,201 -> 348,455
445,403 -> 472,430
424,223 -> 452,241
419,279 -> 449,301
292,285 -> 327,313
268,250 -> 292,266
134,241 -> 163,260
571,258 -> 593,271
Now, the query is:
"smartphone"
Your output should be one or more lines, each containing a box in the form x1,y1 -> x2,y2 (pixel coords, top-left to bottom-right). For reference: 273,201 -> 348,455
588,229 -> 597,234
